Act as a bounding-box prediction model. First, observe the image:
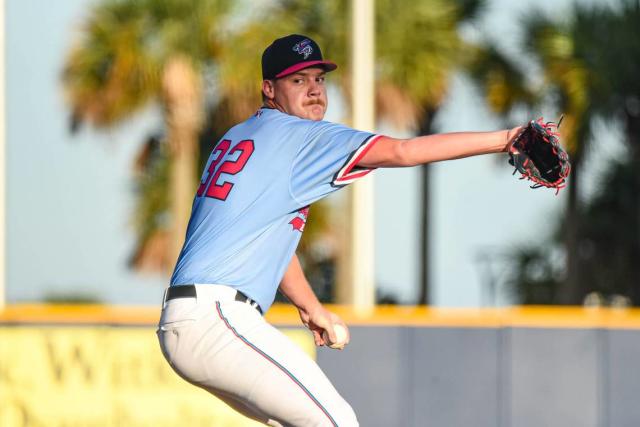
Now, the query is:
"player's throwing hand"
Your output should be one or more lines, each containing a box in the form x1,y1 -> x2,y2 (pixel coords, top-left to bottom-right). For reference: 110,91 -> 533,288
299,304 -> 350,348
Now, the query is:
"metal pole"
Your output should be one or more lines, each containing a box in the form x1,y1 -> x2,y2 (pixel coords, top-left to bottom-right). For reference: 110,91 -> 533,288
338,0 -> 375,310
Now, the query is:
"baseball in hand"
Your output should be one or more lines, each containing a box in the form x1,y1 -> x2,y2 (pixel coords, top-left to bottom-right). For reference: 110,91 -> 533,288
322,324 -> 348,350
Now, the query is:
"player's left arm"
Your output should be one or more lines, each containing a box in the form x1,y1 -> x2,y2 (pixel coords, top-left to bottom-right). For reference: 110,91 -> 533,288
279,254 -> 349,347
358,127 -> 523,168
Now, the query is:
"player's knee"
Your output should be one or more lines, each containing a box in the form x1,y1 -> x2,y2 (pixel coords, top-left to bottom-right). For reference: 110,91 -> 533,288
336,403 -> 359,427
318,401 -> 358,427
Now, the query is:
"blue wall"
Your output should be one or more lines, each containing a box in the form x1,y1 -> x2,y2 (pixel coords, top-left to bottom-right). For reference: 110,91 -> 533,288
317,326 -> 640,427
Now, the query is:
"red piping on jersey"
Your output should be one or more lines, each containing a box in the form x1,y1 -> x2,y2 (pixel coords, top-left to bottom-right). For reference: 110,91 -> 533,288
334,134 -> 384,184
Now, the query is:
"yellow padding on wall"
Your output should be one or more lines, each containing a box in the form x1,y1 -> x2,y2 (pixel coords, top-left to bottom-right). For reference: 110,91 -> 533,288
0,326 -> 313,427
2,304 -> 640,329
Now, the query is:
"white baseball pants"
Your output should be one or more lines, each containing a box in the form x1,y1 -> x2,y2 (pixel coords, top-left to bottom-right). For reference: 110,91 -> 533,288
156,285 -> 359,427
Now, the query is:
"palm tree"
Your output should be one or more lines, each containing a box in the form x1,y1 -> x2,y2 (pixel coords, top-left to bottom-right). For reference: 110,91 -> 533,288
522,0 -> 640,304
469,13 -> 589,304
578,158 -> 639,304
465,11 -> 593,305
376,0 -> 493,305
64,0 -> 343,278
557,0 -> 640,304
63,0 -> 503,305
272,0 -> 491,304
63,0 -> 236,271
474,0 -> 640,304
521,12 -> 591,304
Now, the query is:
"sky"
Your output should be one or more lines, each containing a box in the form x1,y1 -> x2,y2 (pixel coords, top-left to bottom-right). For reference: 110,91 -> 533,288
4,0 -> 623,306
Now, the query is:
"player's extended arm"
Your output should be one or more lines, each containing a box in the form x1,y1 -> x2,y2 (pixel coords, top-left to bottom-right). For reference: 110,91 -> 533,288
358,127 -> 522,168
279,254 -> 349,347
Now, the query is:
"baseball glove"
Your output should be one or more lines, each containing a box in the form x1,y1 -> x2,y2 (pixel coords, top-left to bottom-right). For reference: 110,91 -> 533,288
508,117 -> 571,194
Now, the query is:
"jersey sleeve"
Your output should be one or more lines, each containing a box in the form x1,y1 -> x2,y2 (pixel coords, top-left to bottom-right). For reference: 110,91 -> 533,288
289,120 -> 383,206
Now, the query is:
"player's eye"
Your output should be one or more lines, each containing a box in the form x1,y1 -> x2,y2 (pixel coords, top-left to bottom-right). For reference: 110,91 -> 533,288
316,76 -> 325,83
292,78 -> 303,84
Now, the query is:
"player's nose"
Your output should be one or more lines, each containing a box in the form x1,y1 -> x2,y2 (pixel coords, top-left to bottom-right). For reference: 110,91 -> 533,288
308,80 -> 321,97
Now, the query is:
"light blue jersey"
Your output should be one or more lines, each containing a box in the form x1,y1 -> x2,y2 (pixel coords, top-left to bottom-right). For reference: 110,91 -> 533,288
170,107 -> 381,312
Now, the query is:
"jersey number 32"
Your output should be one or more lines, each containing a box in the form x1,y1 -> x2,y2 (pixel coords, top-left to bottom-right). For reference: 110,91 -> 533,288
197,139 -> 255,201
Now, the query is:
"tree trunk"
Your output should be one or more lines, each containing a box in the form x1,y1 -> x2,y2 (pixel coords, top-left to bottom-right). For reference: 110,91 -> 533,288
417,109 -> 436,305
625,112 -> 640,305
559,159 -> 582,305
162,56 -> 204,272
418,164 -> 431,305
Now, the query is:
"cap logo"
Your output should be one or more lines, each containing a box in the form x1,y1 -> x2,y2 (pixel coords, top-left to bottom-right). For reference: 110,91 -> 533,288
292,39 -> 313,59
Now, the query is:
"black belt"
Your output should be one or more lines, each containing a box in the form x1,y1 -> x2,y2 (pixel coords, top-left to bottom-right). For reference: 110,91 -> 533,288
166,285 -> 262,314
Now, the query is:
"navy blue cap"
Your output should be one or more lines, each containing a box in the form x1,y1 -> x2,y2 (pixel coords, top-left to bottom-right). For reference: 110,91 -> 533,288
262,34 -> 337,80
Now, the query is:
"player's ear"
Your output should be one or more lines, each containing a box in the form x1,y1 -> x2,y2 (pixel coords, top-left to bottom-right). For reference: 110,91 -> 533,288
262,80 -> 275,100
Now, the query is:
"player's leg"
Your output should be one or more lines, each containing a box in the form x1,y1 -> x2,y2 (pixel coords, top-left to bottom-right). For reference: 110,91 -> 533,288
213,389 -> 283,427
159,297 -> 358,426
158,298 -> 279,425
210,300 -> 358,427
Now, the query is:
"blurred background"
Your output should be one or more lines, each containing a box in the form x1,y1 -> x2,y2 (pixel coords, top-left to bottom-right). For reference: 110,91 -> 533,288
1,0 -> 639,426
4,0 -> 640,309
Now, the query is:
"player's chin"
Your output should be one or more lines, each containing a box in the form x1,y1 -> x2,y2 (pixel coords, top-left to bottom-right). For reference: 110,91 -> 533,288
306,105 -> 326,121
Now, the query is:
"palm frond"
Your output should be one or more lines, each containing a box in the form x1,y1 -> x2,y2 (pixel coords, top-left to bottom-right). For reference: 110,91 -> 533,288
521,10 -> 590,156
375,0 -> 469,129
465,44 -> 536,115
63,0 -> 159,127
452,0 -> 488,23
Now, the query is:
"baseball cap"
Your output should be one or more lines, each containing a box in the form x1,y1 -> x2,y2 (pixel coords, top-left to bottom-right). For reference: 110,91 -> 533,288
261,34 -> 337,80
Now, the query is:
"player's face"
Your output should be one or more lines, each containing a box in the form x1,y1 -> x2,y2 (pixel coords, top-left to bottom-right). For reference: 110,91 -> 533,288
268,68 -> 328,121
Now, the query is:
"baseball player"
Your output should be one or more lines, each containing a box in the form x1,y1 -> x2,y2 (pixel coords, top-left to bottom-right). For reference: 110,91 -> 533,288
157,34 -> 522,426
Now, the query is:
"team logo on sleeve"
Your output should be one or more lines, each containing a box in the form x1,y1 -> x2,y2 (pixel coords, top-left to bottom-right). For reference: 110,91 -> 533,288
292,39 -> 313,59
289,206 -> 310,232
